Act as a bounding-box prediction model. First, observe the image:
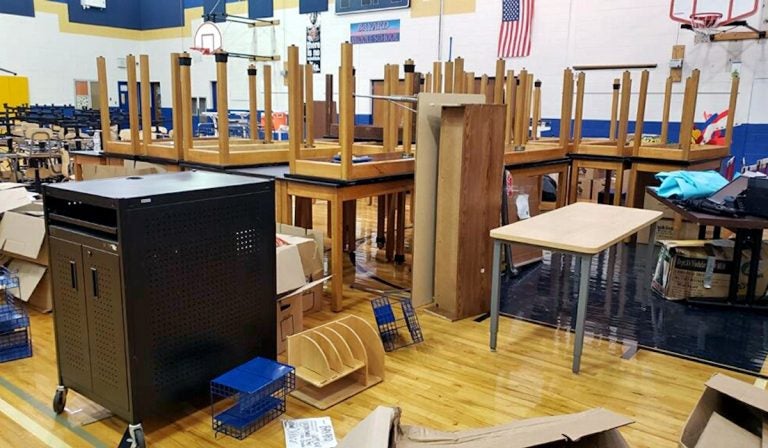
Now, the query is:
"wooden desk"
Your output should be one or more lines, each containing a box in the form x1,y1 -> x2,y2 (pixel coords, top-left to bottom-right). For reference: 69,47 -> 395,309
488,202 -> 663,373
568,154 -> 631,206
506,157 -> 571,209
646,187 -> 768,303
625,157 -> 724,209
69,150 -> 132,181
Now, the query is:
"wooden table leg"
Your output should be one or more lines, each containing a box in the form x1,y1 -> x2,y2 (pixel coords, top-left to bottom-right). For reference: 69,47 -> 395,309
556,166 -> 568,209
613,166 -> 625,206
295,197 -> 314,229
626,167 -> 639,209
343,200 -> 357,253
385,193 -> 396,261
376,195 -> 386,248
395,191 -> 406,263
569,161 -> 580,204
330,196 -> 344,312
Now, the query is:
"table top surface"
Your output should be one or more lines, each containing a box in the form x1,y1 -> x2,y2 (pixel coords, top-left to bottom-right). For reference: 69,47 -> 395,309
646,187 -> 768,230
490,202 -> 663,254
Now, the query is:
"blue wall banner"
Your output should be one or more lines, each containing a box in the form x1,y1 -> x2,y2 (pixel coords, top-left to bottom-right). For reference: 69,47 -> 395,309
350,19 -> 400,44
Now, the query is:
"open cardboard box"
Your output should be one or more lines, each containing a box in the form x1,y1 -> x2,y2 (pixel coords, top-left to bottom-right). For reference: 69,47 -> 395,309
680,374 -> 768,448
0,183 -> 32,214
0,202 -> 48,265
338,406 -> 633,448
5,259 -> 51,313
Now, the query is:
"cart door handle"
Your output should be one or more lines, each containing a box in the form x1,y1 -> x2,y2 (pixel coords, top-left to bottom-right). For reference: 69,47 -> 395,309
69,261 -> 77,290
90,268 -> 99,299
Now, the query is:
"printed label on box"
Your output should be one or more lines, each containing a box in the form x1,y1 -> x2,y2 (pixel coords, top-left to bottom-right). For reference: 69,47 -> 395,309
283,417 -> 337,448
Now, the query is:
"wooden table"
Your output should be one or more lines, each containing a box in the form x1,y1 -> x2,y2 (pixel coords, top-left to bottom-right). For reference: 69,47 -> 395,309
568,154 -> 632,205
506,157 -> 571,209
646,187 -> 768,304
488,202 -> 663,373
224,165 -> 413,312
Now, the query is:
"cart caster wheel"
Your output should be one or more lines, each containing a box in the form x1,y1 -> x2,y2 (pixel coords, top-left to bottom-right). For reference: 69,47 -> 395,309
128,424 -> 146,448
52,386 -> 67,414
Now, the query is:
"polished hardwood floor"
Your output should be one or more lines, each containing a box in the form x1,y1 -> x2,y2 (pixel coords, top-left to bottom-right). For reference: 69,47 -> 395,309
0,198 -> 757,448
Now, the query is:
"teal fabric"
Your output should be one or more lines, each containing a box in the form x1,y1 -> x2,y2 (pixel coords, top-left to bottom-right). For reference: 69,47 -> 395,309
655,170 -> 728,199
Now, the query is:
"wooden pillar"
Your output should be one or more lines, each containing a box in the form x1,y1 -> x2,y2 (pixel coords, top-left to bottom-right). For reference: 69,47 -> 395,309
170,53 -> 183,159
305,64 -> 315,147
617,71 -> 632,153
632,70 -> 650,156
444,61 -> 454,94
560,69 -> 574,149
679,69 -> 700,156
263,64 -> 273,143
403,59 -> 415,154
514,70 -> 528,148
480,74 -> 489,98
453,57 -> 465,93
382,64 -> 393,152
424,73 -> 433,93
288,46 -> 301,171
433,61 -> 442,93
572,72 -> 584,148
494,59 -> 505,104
179,53 -> 193,157
660,76 -> 673,144
465,72 -> 475,94
609,78 -> 620,141
126,55 -> 140,148
724,74 -> 739,150
96,57 -> 111,149
340,42 -> 354,180
248,64 -> 258,141
215,51 -> 229,165
522,73 -> 534,145
504,70 -> 515,146
139,55 -> 152,154
387,64 -> 399,150
325,73 -> 334,135
532,79 -> 541,140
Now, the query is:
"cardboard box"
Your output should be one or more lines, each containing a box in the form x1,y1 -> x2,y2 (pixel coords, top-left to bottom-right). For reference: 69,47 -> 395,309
577,178 -> 593,201
277,244 -> 308,295
0,183 -> 32,214
591,175 -> 630,204
0,204 -> 48,265
680,374 -> 767,448
276,223 -> 324,280
80,164 -> 158,180
637,218 -> 701,244
6,259 -> 52,312
652,240 -> 768,301
643,191 -> 675,220
277,292 -> 303,354
338,406 -> 633,448
507,174 -> 543,268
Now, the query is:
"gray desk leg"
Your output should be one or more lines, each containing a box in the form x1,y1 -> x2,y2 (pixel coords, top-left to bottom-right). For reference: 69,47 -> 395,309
490,239 -> 502,352
573,254 -> 592,374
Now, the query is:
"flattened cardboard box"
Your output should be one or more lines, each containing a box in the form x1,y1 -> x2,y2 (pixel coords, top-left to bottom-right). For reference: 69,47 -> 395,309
338,406 -> 632,448
0,183 -> 32,214
6,259 -> 52,312
0,205 -> 48,265
680,374 -> 768,448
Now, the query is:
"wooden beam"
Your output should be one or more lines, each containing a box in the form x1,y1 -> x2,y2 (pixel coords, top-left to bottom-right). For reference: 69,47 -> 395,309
617,71 -> 632,152
632,70 -> 649,156
465,72 -> 475,94
340,42 -> 354,180
480,74 -> 489,97
724,74 -> 740,150
305,64 -> 315,148
325,73 -> 334,135
531,79 -> 541,140
170,53 -> 183,159
609,78 -> 620,142
263,64 -> 273,143
215,51 -> 229,165
560,69 -> 574,149
670,45 -> 685,82
126,54 -> 140,149
382,64 -> 392,152
572,73 -> 585,148
96,57 -> 111,148
179,53 -> 194,156
248,64 -> 258,140
403,59 -> 415,154
453,57 -> 465,93
433,61 -> 442,93
660,76 -> 672,144
522,73 -> 534,145
388,64 -> 399,150
424,72 -> 433,93
514,70 -> 527,147
139,55 -> 152,155
504,70 -> 515,146
711,30 -> 766,41
288,46 -> 301,171
573,63 -> 657,71
494,59 -> 505,104
444,61 -> 454,94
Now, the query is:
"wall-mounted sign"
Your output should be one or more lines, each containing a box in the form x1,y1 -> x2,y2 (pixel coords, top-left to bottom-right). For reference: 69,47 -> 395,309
350,19 -> 400,45
337,0 -> 408,15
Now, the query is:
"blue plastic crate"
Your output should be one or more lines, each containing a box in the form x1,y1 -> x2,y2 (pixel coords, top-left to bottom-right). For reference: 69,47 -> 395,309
0,267 -> 20,291
370,295 -> 424,352
210,357 -> 296,440
0,328 -> 32,363
0,301 -> 30,334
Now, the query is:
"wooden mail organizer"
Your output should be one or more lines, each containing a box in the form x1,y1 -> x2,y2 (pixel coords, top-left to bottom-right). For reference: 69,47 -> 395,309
287,315 -> 385,410
288,42 -> 414,181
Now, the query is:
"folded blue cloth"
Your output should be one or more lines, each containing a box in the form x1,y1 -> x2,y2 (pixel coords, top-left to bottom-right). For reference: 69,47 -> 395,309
654,170 -> 728,200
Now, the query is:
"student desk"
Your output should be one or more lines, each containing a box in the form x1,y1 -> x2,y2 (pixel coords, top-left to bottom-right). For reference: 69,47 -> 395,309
488,202 -> 663,373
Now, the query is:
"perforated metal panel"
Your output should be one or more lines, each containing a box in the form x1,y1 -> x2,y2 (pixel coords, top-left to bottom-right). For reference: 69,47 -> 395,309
83,246 -> 129,415
124,190 -> 276,417
49,237 -> 92,391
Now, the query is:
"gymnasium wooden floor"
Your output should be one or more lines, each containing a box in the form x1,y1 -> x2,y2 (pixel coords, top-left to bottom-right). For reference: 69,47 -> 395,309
0,199 -> 757,448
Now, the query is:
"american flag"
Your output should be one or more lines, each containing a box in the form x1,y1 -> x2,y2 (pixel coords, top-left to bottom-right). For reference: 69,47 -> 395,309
498,0 -> 534,58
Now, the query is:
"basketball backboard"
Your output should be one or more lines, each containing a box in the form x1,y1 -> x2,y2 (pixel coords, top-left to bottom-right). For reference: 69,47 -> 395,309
670,0 -> 760,27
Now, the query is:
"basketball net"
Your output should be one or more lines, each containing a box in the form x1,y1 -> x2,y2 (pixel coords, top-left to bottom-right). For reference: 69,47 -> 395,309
690,12 -> 723,42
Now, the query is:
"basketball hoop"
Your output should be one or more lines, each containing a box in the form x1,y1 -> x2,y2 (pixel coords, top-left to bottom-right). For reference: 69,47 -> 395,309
192,22 -> 223,55
690,12 -> 723,35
